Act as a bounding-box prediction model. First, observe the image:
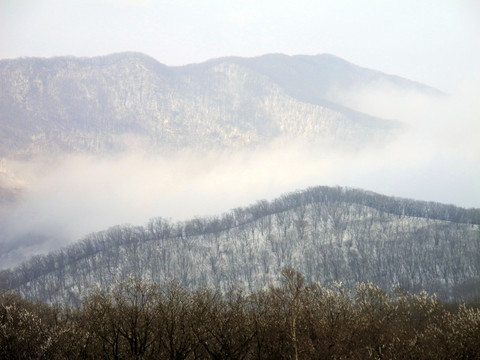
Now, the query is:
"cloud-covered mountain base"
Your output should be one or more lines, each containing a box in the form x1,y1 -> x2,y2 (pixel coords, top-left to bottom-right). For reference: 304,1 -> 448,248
1,106 -> 479,269
0,53 -> 479,272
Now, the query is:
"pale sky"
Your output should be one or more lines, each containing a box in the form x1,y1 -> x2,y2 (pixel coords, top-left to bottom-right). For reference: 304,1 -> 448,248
1,0 -> 479,92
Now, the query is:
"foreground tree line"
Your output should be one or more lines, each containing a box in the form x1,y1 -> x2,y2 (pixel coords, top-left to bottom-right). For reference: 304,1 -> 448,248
1,268 -> 479,360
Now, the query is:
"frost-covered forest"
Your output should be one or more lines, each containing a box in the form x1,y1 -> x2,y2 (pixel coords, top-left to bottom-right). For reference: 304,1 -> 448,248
1,186 -> 478,305
0,53 -> 404,157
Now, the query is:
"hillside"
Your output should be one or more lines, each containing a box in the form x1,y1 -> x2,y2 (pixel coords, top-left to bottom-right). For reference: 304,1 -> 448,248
0,52 -> 433,157
2,186 -> 478,305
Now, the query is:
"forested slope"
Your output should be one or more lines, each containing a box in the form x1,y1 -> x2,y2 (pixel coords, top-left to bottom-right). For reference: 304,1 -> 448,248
1,186 -> 479,304
0,53 -> 407,157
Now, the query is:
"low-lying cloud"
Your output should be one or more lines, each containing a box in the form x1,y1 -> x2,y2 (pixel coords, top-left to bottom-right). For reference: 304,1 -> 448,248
1,79 -> 479,268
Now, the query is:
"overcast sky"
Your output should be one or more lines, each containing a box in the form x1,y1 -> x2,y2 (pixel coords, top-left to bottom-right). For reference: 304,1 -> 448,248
1,0 -> 479,92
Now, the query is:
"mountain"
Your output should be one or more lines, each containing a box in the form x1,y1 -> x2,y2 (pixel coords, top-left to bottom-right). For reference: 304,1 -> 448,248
0,52 -> 441,158
1,53 -> 464,305
1,186 -> 478,305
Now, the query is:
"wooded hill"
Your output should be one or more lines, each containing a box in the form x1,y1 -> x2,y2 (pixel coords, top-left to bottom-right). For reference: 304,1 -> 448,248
1,186 -> 478,305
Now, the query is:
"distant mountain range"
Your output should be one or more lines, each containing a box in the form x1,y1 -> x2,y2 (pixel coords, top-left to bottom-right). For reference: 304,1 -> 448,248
1,186 -> 478,304
0,52 -> 440,157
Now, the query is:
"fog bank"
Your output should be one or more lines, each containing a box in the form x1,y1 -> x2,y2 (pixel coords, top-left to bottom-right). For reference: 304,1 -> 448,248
1,80 -> 479,268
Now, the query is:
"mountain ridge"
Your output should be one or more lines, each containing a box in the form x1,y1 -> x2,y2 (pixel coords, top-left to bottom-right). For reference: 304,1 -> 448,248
1,52 -> 439,158
2,185 -> 478,305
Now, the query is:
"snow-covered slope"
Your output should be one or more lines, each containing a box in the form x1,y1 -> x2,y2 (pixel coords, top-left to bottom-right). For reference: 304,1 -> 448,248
0,52 -> 423,157
2,186 -> 478,305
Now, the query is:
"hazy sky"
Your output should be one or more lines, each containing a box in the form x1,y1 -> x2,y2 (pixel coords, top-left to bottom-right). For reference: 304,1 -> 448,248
1,0 -> 479,92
